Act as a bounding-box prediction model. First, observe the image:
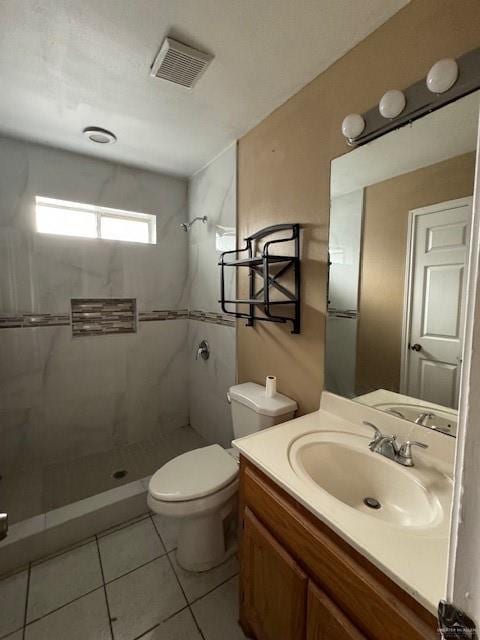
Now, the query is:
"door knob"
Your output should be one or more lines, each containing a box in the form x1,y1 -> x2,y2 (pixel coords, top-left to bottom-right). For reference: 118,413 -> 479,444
410,343 -> 422,352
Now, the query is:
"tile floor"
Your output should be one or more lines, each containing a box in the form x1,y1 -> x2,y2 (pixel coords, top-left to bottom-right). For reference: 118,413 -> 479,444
1,427 -> 206,524
0,513 -> 247,640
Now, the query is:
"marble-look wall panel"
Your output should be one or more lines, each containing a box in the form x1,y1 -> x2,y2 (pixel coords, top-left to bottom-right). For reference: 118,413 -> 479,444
187,320 -> 236,448
0,135 -> 189,472
0,135 -> 189,313
187,143 -> 236,311
0,321 -> 189,474
187,145 -> 237,445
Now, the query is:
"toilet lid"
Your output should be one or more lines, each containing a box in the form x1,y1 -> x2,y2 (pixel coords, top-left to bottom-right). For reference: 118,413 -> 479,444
149,444 -> 239,502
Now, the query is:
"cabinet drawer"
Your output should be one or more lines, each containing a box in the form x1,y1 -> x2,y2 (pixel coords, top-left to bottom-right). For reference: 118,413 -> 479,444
241,460 -> 438,640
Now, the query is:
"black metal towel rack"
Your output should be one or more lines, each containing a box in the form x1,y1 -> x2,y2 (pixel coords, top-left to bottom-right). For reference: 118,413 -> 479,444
219,223 -> 301,334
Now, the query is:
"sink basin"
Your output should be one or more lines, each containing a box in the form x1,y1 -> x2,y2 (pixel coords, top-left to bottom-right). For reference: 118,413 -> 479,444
289,432 -> 445,528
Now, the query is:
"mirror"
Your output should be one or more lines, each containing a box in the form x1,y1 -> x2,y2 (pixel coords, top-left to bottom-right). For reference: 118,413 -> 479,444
327,91 -> 479,437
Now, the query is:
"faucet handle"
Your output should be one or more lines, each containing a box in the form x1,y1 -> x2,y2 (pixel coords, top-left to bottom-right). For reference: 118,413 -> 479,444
401,440 -> 428,452
398,440 -> 428,465
363,421 -> 382,444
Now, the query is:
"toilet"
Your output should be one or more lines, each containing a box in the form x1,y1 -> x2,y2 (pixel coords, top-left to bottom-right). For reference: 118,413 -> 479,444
147,382 -> 297,572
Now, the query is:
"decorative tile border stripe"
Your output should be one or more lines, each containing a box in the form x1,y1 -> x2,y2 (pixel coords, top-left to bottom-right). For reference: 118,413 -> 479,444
138,309 -> 189,322
188,309 -> 235,327
0,313 -> 70,329
0,307 -> 235,330
327,309 -> 358,319
138,309 -> 234,326
71,298 -> 136,337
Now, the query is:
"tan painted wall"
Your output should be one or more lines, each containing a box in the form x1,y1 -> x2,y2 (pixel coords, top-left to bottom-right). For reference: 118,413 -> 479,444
356,152 -> 476,395
237,0 -> 480,414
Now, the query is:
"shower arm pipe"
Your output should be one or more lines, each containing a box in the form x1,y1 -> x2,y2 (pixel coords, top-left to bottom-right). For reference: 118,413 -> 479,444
181,216 -> 208,231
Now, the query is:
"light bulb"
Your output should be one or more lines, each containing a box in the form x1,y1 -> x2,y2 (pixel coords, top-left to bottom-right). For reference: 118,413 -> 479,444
426,58 -> 458,94
379,90 -> 406,119
341,114 -> 365,142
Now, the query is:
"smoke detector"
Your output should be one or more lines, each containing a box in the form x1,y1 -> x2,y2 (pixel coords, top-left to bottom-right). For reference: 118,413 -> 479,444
150,37 -> 213,89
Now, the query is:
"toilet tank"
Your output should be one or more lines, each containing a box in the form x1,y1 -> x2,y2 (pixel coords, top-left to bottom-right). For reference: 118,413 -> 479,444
229,382 -> 297,439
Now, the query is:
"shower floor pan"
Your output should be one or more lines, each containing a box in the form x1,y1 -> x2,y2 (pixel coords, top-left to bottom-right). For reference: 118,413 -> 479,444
0,426 -> 205,575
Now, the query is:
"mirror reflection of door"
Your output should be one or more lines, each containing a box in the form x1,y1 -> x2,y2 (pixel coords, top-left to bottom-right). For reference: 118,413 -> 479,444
327,91 -> 479,435
402,198 -> 472,409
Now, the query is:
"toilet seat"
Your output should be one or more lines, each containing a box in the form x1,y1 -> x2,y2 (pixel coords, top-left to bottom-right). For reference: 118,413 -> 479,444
147,476 -> 239,518
149,444 -> 238,503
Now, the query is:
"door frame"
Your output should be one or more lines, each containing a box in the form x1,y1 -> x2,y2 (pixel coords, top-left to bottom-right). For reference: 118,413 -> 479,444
399,197 -> 473,396
447,113 -> 480,626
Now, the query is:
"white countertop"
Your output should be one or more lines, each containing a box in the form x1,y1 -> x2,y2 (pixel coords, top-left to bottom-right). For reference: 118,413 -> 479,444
233,392 -> 455,615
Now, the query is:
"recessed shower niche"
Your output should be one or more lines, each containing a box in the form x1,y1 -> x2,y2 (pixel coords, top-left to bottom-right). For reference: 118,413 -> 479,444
71,298 -> 137,337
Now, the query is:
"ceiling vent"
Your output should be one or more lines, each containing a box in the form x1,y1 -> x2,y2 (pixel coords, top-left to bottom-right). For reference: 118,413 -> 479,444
150,37 -> 213,89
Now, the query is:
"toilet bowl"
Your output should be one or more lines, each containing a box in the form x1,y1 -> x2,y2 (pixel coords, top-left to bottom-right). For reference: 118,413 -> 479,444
148,382 -> 297,572
148,444 -> 239,572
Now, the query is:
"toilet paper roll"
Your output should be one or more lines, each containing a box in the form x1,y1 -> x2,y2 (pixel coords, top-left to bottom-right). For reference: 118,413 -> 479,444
265,375 -> 277,398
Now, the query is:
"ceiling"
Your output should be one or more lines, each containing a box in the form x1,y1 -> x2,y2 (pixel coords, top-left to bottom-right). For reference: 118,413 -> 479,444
0,0 -> 409,177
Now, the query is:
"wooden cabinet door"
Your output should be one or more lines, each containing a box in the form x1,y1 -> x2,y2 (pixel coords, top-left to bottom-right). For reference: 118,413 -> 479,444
241,507 -> 308,640
307,582 -> 367,640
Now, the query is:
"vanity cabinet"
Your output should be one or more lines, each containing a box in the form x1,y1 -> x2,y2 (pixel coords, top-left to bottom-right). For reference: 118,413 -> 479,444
243,507 -> 307,640
239,457 -> 439,640
307,582 -> 367,640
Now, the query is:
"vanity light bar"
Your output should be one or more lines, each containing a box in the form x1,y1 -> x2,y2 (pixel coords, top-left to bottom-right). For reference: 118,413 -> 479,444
341,46 -> 480,147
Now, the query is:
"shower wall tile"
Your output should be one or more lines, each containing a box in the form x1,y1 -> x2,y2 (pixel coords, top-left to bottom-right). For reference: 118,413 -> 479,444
0,321 -> 189,474
187,320 -> 236,447
0,135 -> 188,314
187,145 -> 237,447
0,135 -> 189,472
187,143 -> 236,311
0,135 -> 237,475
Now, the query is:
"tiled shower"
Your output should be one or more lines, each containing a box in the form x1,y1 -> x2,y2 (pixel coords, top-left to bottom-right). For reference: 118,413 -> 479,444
0,135 -> 236,562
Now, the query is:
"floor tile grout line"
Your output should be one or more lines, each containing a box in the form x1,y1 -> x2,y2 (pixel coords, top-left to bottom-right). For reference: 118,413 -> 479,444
189,605 -> 207,640
21,562 -> 31,640
188,571 -> 240,607
0,577 -> 30,640
0,564 -> 29,583
96,512 -> 151,539
8,533 -> 165,631
149,515 -> 206,640
163,546 -> 239,606
131,604 -> 191,640
148,514 -> 169,555
0,627 -> 23,640
21,512 -> 151,575
95,535 -> 115,640
1,514 -> 237,640
29,536 -> 97,569
103,550 -> 168,586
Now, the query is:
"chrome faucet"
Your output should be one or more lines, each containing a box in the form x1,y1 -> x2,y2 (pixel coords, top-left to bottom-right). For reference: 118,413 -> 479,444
415,412 -> 435,426
362,421 -> 428,467
386,408 -> 406,419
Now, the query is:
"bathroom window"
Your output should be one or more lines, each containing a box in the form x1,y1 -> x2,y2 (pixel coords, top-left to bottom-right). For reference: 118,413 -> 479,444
35,196 -> 156,244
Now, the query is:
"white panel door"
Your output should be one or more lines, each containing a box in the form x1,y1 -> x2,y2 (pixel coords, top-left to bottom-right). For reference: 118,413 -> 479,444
405,197 -> 472,409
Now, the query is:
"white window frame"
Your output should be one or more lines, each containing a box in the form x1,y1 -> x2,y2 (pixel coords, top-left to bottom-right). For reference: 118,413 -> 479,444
35,196 -> 157,244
